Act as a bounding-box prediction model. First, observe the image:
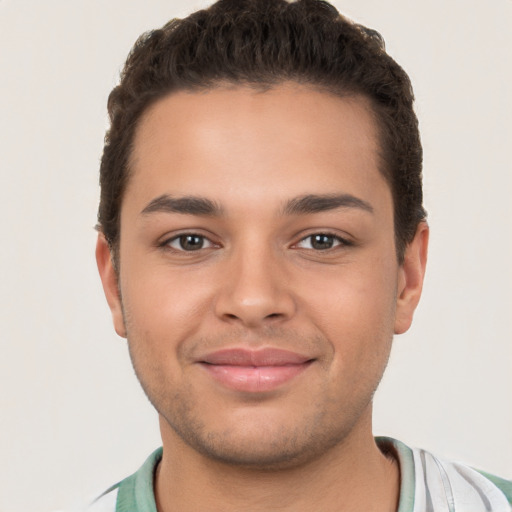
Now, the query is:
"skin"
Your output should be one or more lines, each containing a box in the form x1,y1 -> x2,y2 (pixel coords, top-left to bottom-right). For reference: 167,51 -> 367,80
97,84 -> 428,511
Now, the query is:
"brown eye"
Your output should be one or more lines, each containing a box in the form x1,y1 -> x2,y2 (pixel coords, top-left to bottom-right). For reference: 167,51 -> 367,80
296,233 -> 346,251
310,234 -> 335,250
168,234 -> 211,251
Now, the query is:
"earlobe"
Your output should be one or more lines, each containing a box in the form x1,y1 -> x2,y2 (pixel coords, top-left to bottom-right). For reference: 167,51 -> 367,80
95,233 -> 127,338
394,222 -> 429,335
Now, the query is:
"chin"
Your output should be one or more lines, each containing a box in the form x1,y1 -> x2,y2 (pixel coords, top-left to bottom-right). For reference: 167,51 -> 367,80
161,405 -> 357,472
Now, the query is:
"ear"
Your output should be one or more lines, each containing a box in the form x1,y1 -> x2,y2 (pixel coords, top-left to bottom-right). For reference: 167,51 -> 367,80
96,233 -> 127,338
394,222 -> 429,335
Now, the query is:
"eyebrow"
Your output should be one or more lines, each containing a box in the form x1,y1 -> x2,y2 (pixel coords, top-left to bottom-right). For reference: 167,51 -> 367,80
141,194 -> 223,216
140,193 -> 373,218
282,194 -> 374,215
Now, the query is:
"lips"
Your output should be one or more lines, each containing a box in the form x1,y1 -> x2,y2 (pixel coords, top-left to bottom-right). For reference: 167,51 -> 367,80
197,348 -> 314,393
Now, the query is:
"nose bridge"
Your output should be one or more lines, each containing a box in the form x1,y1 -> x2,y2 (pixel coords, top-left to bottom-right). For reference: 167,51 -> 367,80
215,234 -> 294,326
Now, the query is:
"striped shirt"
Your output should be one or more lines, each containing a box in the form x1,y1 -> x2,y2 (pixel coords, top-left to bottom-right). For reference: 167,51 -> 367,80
87,437 -> 512,511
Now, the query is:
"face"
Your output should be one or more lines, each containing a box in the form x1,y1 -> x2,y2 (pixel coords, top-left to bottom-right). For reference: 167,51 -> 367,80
97,84 -> 427,469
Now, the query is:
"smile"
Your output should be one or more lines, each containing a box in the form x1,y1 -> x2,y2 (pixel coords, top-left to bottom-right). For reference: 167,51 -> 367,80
197,348 -> 315,392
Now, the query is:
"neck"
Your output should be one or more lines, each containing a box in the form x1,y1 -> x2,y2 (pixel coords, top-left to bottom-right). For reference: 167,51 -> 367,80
155,412 -> 400,512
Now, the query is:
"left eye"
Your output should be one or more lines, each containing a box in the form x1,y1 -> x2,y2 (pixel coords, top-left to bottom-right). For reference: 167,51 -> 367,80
296,233 -> 345,251
166,234 -> 214,251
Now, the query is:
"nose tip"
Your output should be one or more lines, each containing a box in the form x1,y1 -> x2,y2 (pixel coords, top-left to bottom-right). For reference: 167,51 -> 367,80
214,258 -> 295,327
220,298 -> 289,326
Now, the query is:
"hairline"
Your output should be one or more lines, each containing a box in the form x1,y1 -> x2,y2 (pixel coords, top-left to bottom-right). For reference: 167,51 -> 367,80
105,80 -> 403,269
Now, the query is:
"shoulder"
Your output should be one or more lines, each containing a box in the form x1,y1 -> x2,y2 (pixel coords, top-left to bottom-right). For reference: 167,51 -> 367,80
84,447 -> 163,512
410,445 -> 512,509
475,470 -> 512,505
84,485 -> 119,512
377,437 -> 512,512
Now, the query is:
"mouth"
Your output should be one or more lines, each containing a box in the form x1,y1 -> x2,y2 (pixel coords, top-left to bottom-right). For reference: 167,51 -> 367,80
197,348 -> 315,393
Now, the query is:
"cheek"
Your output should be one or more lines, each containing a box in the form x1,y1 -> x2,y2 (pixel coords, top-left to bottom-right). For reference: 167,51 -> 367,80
119,264 -> 214,352
297,257 -> 398,359
303,259 -> 397,321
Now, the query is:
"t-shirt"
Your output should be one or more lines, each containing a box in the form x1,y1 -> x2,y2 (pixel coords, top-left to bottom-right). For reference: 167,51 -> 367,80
86,437 -> 512,511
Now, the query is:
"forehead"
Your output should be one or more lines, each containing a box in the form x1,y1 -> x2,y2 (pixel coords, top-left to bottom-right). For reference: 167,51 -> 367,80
126,84 -> 389,214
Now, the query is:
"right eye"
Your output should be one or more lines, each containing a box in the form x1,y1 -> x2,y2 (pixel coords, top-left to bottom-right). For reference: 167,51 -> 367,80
165,234 -> 215,252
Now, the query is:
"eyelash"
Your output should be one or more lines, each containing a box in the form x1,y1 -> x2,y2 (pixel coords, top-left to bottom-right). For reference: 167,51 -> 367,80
294,232 -> 352,251
160,232 -> 351,253
162,233 -> 217,252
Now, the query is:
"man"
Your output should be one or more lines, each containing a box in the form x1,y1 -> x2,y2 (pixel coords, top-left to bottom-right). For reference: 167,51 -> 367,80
92,0 -> 512,510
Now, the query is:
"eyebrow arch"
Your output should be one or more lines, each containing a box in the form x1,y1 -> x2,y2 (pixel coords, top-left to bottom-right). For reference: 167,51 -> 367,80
282,194 -> 374,216
141,194 -> 223,216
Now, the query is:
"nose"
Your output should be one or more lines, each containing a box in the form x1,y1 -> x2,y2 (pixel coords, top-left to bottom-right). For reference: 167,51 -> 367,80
214,243 -> 296,328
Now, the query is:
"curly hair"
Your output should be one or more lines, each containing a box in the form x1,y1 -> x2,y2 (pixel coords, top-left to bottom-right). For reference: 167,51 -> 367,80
98,0 -> 426,263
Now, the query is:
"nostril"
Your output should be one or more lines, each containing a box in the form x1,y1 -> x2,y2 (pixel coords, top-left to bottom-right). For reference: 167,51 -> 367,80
215,290 -> 296,327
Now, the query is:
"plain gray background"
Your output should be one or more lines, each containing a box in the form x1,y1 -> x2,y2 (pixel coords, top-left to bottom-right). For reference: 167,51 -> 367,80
0,1 -> 511,510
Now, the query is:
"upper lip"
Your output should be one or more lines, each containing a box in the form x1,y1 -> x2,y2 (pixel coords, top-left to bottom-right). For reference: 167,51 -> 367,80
199,348 -> 313,366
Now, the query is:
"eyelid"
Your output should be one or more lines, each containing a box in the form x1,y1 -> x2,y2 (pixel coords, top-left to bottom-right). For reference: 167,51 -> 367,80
157,229 -> 352,252
293,231 -> 353,250
159,231 -> 220,252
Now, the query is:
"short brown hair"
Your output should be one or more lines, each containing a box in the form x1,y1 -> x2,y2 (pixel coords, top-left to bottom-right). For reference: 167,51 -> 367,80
98,0 -> 426,263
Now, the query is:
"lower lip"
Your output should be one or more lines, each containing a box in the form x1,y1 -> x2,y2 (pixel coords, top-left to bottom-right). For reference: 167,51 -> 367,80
199,362 -> 312,392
